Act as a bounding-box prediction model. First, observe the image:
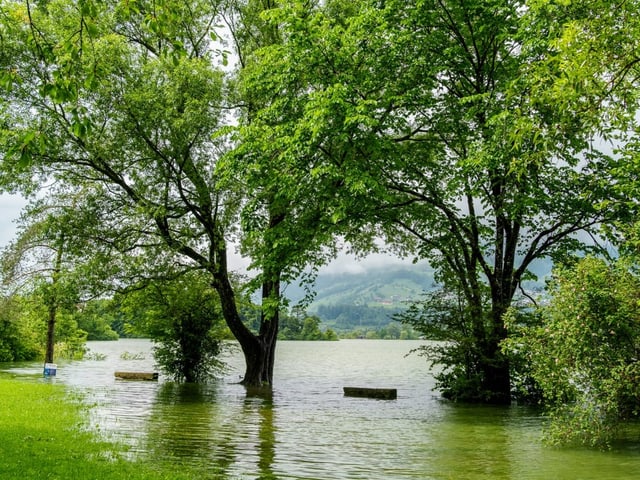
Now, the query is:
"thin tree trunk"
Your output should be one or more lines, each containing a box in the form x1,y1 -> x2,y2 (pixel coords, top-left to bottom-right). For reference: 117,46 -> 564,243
44,304 -> 56,364
45,233 -> 65,365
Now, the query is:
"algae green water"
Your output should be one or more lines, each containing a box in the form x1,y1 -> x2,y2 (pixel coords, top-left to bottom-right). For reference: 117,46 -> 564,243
3,339 -> 639,479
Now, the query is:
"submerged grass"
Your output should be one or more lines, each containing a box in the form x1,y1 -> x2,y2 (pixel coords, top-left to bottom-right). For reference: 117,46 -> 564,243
0,376 -> 220,479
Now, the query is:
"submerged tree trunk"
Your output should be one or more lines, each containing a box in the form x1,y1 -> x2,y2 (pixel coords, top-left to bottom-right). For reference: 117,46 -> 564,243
467,302 -> 511,404
241,275 -> 280,386
461,272 -> 513,404
481,360 -> 511,404
478,339 -> 511,405
478,281 -> 516,405
211,240 -> 281,387
233,317 -> 278,387
241,334 -> 277,386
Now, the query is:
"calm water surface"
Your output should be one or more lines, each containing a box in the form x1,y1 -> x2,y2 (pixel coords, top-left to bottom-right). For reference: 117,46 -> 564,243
3,339 -> 640,479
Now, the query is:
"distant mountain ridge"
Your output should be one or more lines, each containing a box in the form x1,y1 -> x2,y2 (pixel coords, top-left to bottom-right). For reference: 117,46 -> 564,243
283,264 -> 437,312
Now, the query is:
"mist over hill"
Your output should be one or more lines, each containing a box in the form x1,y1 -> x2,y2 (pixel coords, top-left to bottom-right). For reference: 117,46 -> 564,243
284,264 -> 435,307
281,264 -> 435,330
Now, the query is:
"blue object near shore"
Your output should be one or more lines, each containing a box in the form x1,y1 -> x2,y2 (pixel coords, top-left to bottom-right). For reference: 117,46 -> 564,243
43,363 -> 57,376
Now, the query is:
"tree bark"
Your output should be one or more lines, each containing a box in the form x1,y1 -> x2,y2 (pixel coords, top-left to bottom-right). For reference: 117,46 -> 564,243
240,335 -> 277,386
479,286 -> 515,404
211,240 -> 280,387
478,342 -> 511,405
241,275 -> 280,386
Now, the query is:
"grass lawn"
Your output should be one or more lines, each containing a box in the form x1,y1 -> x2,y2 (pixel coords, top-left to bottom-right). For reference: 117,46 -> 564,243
0,376 -> 220,479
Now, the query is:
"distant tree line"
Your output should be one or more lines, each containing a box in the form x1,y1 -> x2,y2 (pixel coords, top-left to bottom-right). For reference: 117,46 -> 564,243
278,314 -> 338,341
340,323 -> 419,340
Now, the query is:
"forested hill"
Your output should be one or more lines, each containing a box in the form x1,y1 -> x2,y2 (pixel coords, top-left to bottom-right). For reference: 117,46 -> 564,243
285,264 -> 436,307
282,265 -> 437,330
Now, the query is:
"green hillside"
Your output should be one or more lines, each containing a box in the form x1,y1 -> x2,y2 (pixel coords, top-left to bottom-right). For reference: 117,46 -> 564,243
315,267 -> 435,308
282,264 -> 436,331
284,264 -> 435,308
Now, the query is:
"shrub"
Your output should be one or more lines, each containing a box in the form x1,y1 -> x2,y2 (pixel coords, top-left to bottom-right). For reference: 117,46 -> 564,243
506,257 -> 640,447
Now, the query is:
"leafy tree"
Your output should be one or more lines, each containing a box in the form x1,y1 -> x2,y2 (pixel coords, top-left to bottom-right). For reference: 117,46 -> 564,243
0,294 -> 41,361
381,323 -> 401,340
276,309 -> 337,340
505,257 -> 640,447
398,285 -> 540,402
0,195 -> 97,362
73,299 -> 119,341
241,0 -> 625,402
224,0 -> 350,382
276,308 -> 303,340
2,289 -> 88,361
0,0 -> 321,386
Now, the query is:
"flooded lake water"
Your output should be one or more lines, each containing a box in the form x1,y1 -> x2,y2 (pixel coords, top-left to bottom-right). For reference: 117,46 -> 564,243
3,338 -> 640,479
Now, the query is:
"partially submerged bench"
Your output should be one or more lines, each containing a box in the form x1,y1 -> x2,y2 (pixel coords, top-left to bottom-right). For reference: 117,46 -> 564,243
343,386 -> 397,400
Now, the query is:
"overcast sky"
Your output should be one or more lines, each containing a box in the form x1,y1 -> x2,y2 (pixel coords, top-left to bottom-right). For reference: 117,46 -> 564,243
0,193 -> 26,249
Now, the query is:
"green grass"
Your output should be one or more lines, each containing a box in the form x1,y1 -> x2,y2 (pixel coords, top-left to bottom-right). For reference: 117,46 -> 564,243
0,376 -> 221,479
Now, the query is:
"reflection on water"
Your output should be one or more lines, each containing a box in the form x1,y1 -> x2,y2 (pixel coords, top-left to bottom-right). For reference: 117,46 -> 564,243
2,338 -> 640,479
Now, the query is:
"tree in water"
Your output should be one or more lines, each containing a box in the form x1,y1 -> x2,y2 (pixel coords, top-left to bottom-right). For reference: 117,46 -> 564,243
0,0 -> 340,386
237,0 -> 628,402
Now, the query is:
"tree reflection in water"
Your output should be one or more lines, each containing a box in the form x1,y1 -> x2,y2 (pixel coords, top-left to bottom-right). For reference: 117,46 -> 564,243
144,381 -> 277,479
245,386 -> 276,480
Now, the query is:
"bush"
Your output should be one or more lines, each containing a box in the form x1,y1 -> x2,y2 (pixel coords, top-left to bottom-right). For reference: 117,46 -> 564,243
119,272 -> 227,382
506,257 -> 640,447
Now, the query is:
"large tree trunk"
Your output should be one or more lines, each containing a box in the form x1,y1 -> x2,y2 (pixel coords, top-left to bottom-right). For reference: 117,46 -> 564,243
479,290 -> 513,405
238,207 -> 284,386
463,277 -> 512,404
242,275 -> 280,386
211,241 -> 280,387
478,342 -> 511,405
467,298 -> 511,404
241,335 -> 277,386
